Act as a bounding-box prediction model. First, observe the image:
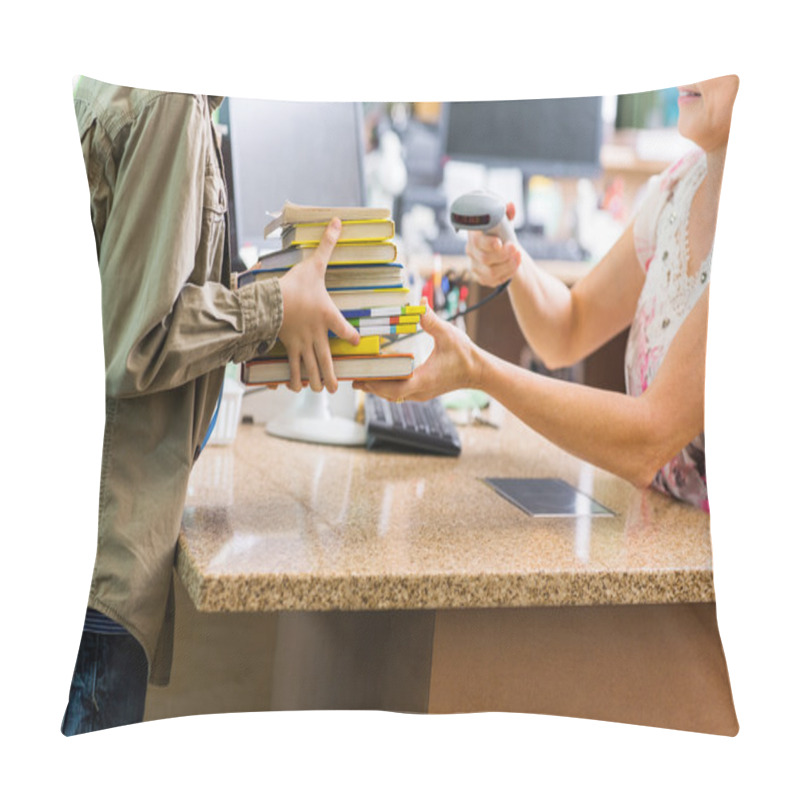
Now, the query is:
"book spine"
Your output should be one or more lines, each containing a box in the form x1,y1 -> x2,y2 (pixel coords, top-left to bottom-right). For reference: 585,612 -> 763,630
254,263 -> 404,275
340,305 -> 426,319
330,290 -> 411,311
237,265 -> 403,282
352,315 -> 420,326
329,286 -> 410,295
351,323 -> 419,335
327,283 -> 405,291
241,353 -> 414,385
236,271 -> 256,288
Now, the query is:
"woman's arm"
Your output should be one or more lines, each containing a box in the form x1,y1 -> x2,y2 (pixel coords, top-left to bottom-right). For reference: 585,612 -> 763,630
467,205 -> 645,369
356,288 -> 708,488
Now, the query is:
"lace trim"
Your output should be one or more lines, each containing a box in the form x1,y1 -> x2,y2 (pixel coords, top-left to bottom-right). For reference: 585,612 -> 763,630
625,153 -> 713,397
657,155 -> 709,321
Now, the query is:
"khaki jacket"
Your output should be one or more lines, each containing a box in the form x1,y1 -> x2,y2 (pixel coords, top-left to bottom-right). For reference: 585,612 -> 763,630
74,78 -> 283,683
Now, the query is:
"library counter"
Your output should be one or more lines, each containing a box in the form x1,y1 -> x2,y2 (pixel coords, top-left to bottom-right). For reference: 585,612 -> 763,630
176,408 -> 714,614
166,406 -> 736,735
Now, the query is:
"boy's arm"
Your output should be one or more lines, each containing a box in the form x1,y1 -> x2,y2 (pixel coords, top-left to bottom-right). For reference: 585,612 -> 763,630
95,92 -> 283,398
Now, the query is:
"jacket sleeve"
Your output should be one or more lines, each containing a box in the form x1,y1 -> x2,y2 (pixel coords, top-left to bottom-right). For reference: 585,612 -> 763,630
94,92 -> 282,398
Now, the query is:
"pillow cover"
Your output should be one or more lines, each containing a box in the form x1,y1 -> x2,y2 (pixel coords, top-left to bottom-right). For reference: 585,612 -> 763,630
62,77 -> 738,738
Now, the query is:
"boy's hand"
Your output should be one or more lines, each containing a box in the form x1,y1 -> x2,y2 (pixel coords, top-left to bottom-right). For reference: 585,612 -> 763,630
277,218 -> 360,393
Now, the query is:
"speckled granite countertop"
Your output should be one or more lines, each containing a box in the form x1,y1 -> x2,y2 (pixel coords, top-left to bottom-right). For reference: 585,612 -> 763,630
177,407 -> 714,612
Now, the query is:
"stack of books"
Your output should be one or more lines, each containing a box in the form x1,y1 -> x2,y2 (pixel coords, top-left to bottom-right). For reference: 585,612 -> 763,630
237,202 -> 422,385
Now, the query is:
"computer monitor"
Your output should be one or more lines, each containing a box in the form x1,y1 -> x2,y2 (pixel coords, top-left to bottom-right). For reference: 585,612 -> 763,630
223,97 -> 368,258
224,97 -> 369,446
441,97 -> 603,179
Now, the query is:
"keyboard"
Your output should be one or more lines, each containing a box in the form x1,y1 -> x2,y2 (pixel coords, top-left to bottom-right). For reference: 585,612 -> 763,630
364,394 -> 461,456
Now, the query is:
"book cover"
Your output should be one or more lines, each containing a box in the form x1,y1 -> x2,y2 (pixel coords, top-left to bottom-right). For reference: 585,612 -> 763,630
241,353 -> 414,385
263,201 -> 391,239
281,219 -> 395,248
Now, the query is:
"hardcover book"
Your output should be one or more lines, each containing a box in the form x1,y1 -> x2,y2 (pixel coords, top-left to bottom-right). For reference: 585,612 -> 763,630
241,352 -> 415,385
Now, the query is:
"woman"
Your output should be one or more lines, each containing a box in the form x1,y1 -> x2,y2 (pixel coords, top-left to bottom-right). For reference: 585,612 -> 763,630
356,76 -> 738,511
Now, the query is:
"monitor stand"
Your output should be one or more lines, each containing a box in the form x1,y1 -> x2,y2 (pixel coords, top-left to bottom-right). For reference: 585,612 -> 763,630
266,387 -> 367,446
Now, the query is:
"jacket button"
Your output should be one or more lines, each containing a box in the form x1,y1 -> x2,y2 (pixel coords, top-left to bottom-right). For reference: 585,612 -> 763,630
257,341 -> 269,355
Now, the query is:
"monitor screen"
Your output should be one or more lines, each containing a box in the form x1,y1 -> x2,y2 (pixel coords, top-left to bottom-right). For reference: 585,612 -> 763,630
442,97 -> 603,178
223,98 -> 367,256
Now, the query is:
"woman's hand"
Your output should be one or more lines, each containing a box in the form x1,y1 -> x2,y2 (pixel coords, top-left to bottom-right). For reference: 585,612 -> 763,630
277,218 -> 360,393
465,201 -> 523,287
354,305 -> 483,402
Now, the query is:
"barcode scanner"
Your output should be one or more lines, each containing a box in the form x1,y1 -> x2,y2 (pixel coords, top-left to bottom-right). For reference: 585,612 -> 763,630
449,189 -> 516,303
450,189 -> 518,245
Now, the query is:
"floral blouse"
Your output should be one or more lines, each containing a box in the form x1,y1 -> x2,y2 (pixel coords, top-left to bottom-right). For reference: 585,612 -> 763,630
625,149 -> 711,512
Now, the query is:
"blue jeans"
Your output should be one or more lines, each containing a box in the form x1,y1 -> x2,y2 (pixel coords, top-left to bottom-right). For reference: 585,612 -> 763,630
61,629 -> 149,736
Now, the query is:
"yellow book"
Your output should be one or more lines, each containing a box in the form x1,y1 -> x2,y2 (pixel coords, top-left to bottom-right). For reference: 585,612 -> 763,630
267,334 -> 382,359
282,219 -> 395,248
